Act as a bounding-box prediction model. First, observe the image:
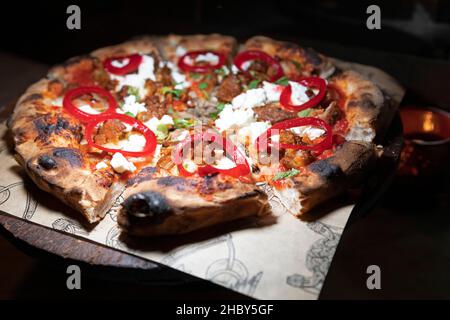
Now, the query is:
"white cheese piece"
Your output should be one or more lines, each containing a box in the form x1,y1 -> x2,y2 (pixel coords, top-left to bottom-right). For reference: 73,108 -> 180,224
110,55 -> 156,97
143,115 -> 174,132
110,152 -> 136,173
194,52 -> 219,65
165,61 -> 190,89
214,156 -> 236,170
175,46 -> 187,57
95,161 -> 108,170
52,97 -> 63,107
231,64 -> 240,74
215,104 -> 255,132
121,95 -> 147,117
119,134 -> 147,152
78,104 -> 101,115
111,58 -> 130,68
231,88 -> 267,109
263,81 -> 283,103
289,81 -> 310,105
290,126 -> 326,140
237,121 -> 271,144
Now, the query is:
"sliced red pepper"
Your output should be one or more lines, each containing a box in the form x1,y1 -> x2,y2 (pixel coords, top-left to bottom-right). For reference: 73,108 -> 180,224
103,54 -> 143,75
177,50 -> 226,73
174,130 -> 250,178
63,86 -> 117,122
85,113 -> 157,157
256,117 -> 333,153
279,77 -> 326,112
233,50 -> 284,82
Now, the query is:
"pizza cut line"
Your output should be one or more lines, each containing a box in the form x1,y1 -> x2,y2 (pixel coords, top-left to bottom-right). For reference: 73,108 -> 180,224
8,34 -> 392,237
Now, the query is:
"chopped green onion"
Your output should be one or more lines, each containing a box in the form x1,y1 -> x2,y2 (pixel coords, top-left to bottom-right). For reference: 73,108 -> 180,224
198,82 -> 208,90
247,79 -> 261,90
174,118 -> 195,129
155,124 -> 169,140
124,111 -> 135,118
272,168 -> 300,181
298,108 -> 312,117
127,86 -> 141,100
161,87 -> 183,98
217,102 -> 226,112
275,76 -> 289,86
190,72 -> 202,79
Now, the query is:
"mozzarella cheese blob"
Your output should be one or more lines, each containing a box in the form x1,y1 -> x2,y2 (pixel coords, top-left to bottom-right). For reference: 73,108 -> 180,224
110,55 -> 156,97
78,104 -> 101,115
120,95 -> 147,117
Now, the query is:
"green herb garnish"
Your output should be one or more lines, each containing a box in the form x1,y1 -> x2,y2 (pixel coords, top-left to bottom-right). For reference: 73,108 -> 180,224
215,66 -> 228,77
127,86 -> 141,100
198,82 -> 208,90
161,86 -> 183,98
155,124 -> 169,140
275,76 -> 289,86
272,168 -> 300,181
124,111 -> 135,118
174,118 -> 195,129
247,79 -> 261,90
298,108 -> 312,117
216,102 -> 226,112
190,72 -> 202,80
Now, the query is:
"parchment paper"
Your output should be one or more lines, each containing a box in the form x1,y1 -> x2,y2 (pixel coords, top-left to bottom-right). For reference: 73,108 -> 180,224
0,61 -> 404,299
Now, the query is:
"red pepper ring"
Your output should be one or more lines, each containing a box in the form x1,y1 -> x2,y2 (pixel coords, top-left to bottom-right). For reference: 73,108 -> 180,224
84,113 -> 157,158
177,50 -> 226,73
103,53 -> 143,75
279,77 -> 327,112
173,131 -> 251,178
63,86 -> 118,122
256,117 -> 333,153
233,50 -> 284,82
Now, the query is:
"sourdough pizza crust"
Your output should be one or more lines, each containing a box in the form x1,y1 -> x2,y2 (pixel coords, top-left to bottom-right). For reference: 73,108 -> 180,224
8,34 -> 399,235
118,175 -> 269,236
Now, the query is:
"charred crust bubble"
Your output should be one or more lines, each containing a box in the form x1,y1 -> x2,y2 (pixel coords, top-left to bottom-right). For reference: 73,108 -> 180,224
309,159 -> 342,179
157,176 -> 186,187
123,191 -> 172,224
37,155 -> 57,170
52,148 -> 83,167
22,93 -> 43,104
126,167 -> 157,187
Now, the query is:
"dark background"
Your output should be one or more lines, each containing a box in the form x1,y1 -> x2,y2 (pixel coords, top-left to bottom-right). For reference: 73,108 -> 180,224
1,0 -> 450,299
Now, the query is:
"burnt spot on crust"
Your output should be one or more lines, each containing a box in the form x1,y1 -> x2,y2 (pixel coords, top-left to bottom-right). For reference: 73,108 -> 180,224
157,176 -> 187,187
304,48 -> 322,66
123,191 -> 173,224
309,159 -> 342,179
126,167 -> 157,187
197,174 -> 218,195
37,155 -> 57,170
52,148 -> 83,167
21,93 -> 43,104
34,115 -> 82,142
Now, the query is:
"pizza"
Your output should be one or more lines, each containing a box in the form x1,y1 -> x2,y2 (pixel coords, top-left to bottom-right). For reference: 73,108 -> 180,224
8,34 -> 395,236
